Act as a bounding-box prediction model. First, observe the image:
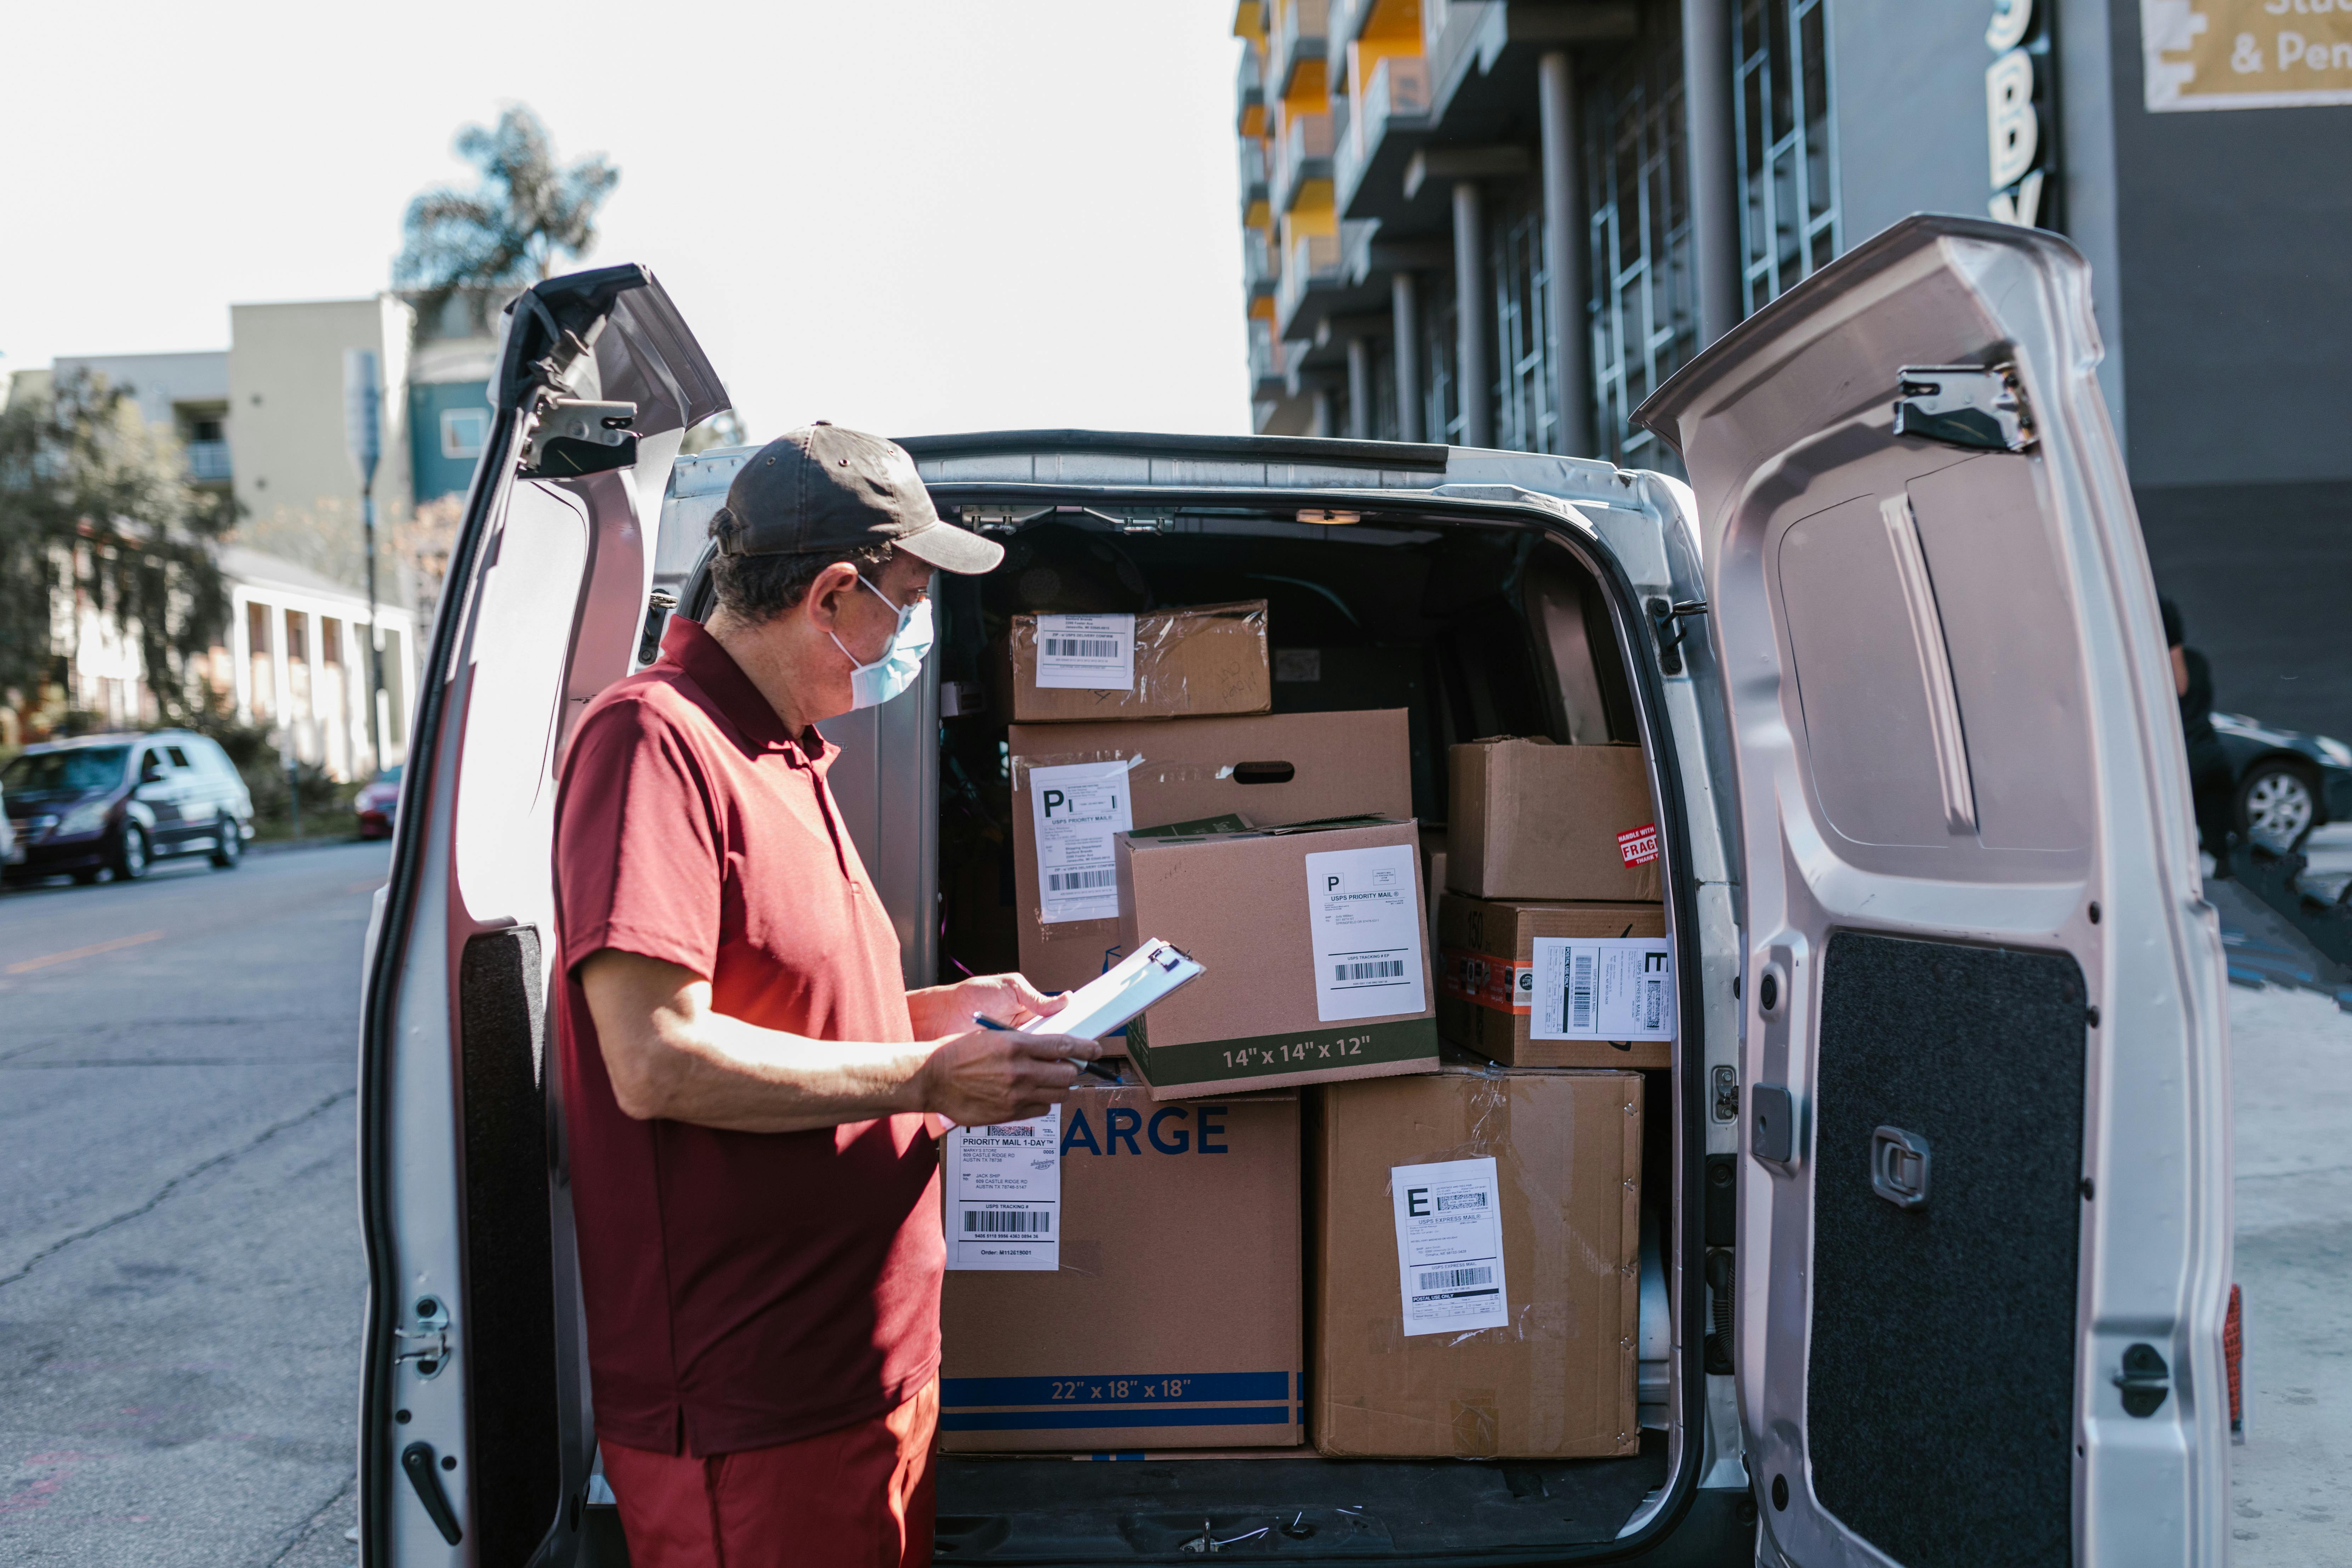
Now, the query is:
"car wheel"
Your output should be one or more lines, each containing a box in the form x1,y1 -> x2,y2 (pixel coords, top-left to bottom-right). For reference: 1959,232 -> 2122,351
115,823 -> 150,882
2237,761 -> 2318,852
210,815 -> 244,869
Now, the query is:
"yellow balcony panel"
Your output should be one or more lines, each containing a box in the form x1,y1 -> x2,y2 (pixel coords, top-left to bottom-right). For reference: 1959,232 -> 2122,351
1244,197 -> 1271,230
1233,1 -> 1265,44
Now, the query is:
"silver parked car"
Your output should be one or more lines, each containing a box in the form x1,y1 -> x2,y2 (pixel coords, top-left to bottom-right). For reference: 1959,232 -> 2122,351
358,218 -> 2232,1567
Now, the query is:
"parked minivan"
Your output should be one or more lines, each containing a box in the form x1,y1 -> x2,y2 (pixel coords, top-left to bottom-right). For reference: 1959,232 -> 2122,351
2,729 -> 252,883
359,217 -> 2232,1567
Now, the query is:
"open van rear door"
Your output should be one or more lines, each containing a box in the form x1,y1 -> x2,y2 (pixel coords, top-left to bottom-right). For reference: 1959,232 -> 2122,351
358,264 -> 727,1567
1635,215 -> 2231,1568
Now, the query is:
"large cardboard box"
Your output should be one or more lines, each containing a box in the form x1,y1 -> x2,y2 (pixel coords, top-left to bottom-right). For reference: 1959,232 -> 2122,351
1436,895 -> 1671,1069
1309,1065 -> 1642,1459
939,1081 -> 1302,1452
1004,601 -> 1271,724
1447,738 -> 1663,902
1010,710 -> 1412,995
1117,818 -> 1439,1100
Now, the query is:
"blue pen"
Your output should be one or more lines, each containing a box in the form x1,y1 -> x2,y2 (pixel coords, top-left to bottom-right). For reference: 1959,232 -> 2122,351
972,1014 -> 1119,1080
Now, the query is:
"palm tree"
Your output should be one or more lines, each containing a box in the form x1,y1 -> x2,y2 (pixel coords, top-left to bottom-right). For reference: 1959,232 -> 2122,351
395,106 -> 619,337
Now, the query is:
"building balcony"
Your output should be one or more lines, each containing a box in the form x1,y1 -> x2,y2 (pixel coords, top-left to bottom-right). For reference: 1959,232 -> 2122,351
1236,44 -> 1264,133
1329,0 -> 1370,44
1274,232 -> 1344,337
1272,109 -> 1335,212
1239,136 -> 1270,215
1338,51 -> 1431,215
1249,318 -> 1287,400
185,439 -> 232,484
1243,229 -> 1279,300
1268,0 -> 1329,98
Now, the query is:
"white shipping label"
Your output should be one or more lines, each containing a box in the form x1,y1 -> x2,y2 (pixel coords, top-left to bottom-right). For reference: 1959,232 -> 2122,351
1027,760 -> 1135,924
1391,1157 -> 1509,1336
1529,936 -> 1676,1041
945,1105 -> 1060,1271
1304,843 -> 1427,1022
1034,613 -> 1137,691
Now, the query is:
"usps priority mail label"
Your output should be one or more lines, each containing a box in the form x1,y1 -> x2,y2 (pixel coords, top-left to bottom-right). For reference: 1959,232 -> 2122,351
1305,842 -> 1427,1023
1530,936 -> 1674,1041
945,1106 -> 1061,1271
1391,1156 -> 1509,1335
1035,613 -> 1136,691
1028,760 -> 1134,924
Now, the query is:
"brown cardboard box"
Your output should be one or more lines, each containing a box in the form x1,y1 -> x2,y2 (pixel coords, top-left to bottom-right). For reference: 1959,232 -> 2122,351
1436,895 -> 1670,1069
939,1081 -> 1301,1452
1447,738 -> 1663,902
1010,710 -> 1412,994
1308,1065 -> 1642,1459
1117,818 -> 1439,1099
1005,601 -> 1271,724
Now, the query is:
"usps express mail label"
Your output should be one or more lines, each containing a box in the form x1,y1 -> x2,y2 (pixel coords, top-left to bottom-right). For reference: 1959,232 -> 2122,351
1391,1156 -> 1509,1336
1028,760 -> 1134,924
1034,613 -> 1137,691
1530,936 -> 1674,1041
1304,842 -> 1427,1023
946,1105 -> 1060,1271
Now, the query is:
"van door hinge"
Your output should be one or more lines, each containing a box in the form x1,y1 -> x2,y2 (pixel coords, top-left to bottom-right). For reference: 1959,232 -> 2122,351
1647,598 -> 1707,676
524,399 -> 639,479
393,1297 -> 451,1379
2114,1343 -> 2170,1418
1892,364 -> 2036,453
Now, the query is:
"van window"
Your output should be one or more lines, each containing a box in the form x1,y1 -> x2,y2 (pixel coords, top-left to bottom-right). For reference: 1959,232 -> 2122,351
3,746 -> 131,793
166,746 -> 192,769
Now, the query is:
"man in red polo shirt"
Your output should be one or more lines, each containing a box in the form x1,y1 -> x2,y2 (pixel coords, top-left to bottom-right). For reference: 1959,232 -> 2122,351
554,423 -> 1094,1568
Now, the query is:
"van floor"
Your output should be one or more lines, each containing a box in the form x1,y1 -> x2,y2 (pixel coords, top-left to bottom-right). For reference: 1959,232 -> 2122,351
933,1434 -> 1668,1559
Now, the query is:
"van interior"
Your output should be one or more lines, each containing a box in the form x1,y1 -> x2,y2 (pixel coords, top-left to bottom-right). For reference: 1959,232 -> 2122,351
665,492 -> 1696,1562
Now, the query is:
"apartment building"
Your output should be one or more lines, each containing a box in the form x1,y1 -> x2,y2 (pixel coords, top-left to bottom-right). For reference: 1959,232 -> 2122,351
1233,0 -> 2352,739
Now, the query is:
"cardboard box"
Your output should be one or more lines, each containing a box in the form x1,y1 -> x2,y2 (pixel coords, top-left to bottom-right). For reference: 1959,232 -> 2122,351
1436,895 -> 1671,1069
1117,818 -> 1439,1100
1447,738 -> 1662,902
1010,710 -> 1412,995
1308,1065 -> 1642,1459
939,1081 -> 1302,1452
1005,600 -> 1271,724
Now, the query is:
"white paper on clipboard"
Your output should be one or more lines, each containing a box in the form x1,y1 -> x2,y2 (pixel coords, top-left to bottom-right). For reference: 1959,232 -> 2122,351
1025,939 -> 1204,1041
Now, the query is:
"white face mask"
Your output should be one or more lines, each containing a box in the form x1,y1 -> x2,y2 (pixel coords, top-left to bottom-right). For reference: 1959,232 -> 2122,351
828,576 -> 934,709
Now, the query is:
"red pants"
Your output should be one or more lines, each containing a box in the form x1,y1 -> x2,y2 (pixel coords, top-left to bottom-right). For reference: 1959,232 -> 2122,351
601,1378 -> 938,1568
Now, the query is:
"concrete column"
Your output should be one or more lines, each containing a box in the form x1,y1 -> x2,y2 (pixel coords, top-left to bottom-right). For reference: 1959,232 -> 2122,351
1538,49 -> 1591,457
1346,335 -> 1373,440
1391,271 -> 1424,442
1451,179 -> 1493,448
1681,0 -> 1742,347
1310,387 -> 1334,439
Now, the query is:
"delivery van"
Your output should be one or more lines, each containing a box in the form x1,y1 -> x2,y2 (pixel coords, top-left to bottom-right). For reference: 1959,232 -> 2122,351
356,215 -> 2233,1567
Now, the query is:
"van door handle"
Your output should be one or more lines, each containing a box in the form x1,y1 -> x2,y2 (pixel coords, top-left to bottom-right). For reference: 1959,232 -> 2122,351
401,1442 -> 463,1544
1869,1126 -> 1931,1210
2114,1344 -> 2170,1418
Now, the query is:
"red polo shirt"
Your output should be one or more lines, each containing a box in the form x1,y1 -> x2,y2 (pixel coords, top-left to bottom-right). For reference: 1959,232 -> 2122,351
553,616 -> 941,1457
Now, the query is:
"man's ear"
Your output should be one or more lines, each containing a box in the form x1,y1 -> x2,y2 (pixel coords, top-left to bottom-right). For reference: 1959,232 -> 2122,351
803,561 -> 863,628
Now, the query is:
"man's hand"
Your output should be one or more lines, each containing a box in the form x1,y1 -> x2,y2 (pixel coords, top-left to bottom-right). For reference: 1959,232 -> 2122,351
915,1029 -> 1100,1127
906,971 -> 1069,1039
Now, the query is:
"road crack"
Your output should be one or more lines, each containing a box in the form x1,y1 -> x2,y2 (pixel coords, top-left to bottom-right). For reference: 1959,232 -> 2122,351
260,1469 -> 358,1568
0,1087 -> 356,1292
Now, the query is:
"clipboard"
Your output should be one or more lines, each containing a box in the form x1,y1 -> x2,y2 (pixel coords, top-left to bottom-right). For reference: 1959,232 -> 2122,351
1024,939 -> 1205,1042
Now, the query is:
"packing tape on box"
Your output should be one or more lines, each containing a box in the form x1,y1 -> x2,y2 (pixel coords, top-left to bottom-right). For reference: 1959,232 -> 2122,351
1014,602 -> 1268,712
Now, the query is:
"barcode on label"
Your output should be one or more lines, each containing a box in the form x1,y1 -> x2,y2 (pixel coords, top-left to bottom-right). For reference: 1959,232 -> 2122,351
1332,958 -> 1406,982
1047,868 -> 1118,893
963,1210 -> 1052,1235
1044,637 -> 1122,660
1417,1265 -> 1494,1291
1570,954 -> 1595,1030
1436,1191 -> 1488,1212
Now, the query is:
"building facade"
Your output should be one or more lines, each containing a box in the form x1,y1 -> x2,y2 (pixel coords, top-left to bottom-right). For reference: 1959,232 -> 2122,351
1234,0 -> 2352,737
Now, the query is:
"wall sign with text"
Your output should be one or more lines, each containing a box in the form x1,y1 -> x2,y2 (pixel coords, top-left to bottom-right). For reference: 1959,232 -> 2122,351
2145,0 -> 2352,111
1987,0 -> 2059,229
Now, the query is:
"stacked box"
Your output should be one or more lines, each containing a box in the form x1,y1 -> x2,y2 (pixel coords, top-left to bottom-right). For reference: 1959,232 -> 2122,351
1002,601 -> 1271,723
1436,895 -> 1672,1069
1448,737 -> 1662,902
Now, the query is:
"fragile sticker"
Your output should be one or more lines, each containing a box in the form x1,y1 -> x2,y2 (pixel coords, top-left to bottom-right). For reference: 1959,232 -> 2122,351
1616,822 -> 1660,866
944,1105 -> 1060,1272
1034,613 -> 1136,691
1530,937 -> 1675,1042
1305,843 -> 1427,1023
1027,760 -> 1134,924
1391,1156 -> 1509,1336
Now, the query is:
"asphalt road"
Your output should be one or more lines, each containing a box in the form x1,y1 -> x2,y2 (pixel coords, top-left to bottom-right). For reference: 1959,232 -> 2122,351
0,840 -> 385,1567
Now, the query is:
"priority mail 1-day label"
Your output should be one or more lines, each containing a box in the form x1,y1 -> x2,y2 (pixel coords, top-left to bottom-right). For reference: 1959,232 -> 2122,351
1027,760 -> 1135,924
1305,843 -> 1426,1023
1390,1156 -> 1509,1336
1616,822 -> 1660,866
945,1105 -> 1060,1272
1530,937 -> 1674,1041
1034,613 -> 1136,691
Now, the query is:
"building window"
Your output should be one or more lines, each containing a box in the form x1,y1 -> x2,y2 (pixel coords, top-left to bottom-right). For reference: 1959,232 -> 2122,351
440,407 -> 489,460
1585,2 -> 1698,468
1422,267 -> 1463,444
1491,187 -> 1555,454
1734,0 -> 1839,314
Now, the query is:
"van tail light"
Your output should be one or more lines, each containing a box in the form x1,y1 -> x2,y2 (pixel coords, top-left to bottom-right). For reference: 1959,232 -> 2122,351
2225,1283 -> 2245,1445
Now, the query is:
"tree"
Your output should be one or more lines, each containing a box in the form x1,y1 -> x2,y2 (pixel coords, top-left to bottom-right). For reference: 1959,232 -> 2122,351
395,106 -> 619,336
0,371 -> 236,724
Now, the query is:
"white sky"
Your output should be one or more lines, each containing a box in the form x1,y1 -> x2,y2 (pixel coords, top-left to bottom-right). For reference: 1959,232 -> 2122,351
0,1 -> 1250,440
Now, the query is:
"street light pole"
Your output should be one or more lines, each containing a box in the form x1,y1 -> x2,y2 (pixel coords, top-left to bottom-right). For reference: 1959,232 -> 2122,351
343,349 -> 385,773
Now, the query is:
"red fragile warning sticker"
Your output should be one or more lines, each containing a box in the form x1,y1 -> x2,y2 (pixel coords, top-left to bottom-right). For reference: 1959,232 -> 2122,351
1617,823 -> 1660,867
